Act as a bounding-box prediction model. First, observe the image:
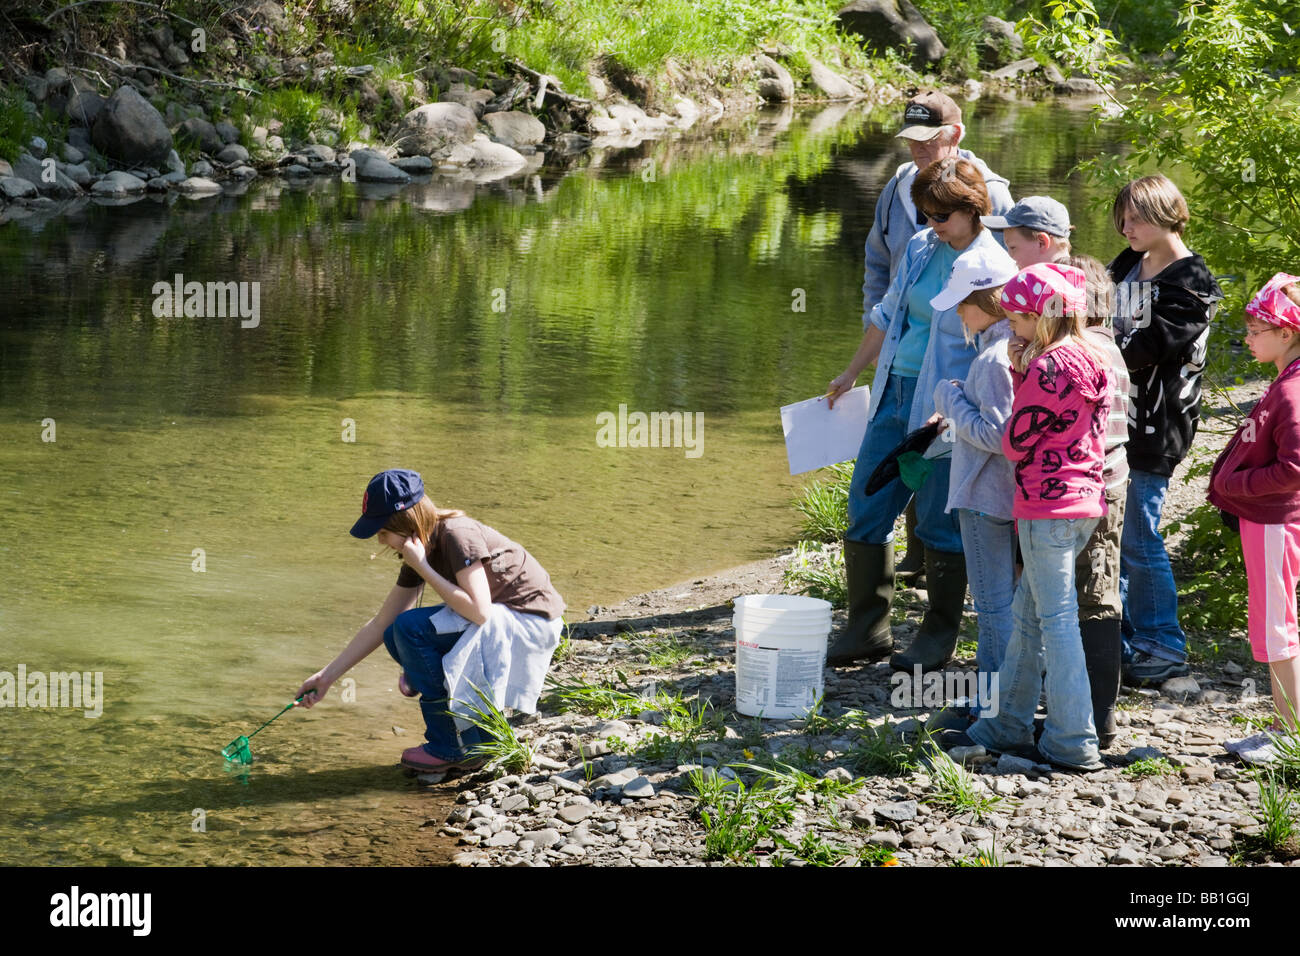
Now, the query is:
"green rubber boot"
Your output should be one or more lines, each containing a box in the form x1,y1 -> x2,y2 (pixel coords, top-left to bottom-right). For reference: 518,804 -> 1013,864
890,548 -> 967,673
825,540 -> 895,666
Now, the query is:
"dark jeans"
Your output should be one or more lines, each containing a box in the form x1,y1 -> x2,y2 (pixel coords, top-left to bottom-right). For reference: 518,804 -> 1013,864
383,604 -> 486,761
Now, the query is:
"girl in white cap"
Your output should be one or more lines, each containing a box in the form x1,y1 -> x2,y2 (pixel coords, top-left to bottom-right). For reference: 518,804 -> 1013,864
929,244 -> 1021,723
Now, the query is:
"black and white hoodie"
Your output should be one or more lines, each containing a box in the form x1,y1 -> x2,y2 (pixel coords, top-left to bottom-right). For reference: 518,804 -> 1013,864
1107,247 -> 1224,477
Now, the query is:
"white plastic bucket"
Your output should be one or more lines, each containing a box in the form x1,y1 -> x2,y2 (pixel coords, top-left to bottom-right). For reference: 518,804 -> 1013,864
733,594 -> 831,719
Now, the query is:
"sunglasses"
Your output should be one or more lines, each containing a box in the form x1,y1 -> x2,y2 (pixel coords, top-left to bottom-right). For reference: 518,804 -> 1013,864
923,210 -> 953,223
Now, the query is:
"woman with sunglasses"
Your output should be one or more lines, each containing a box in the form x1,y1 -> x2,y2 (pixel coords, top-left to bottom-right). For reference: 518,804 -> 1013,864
825,157 -> 1004,674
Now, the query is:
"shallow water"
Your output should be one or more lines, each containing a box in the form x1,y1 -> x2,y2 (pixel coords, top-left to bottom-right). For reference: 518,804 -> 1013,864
0,96 -> 1124,865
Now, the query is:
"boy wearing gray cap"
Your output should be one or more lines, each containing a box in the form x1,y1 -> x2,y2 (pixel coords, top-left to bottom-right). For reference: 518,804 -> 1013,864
981,196 -> 1074,269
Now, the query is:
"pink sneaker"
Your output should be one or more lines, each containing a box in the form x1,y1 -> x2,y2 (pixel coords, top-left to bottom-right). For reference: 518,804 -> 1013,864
400,745 -> 486,773
398,672 -> 418,698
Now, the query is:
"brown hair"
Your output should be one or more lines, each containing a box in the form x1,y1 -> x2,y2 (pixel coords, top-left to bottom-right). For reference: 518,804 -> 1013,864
383,495 -> 465,548
912,157 -> 991,230
961,286 -> 1006,318
1112,174 -> 1189,236
1067,253 -> 1116,328
1286,283 -> 1300,307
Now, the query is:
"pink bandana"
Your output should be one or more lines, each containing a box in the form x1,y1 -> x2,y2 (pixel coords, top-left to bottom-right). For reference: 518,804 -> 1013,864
1245,272 -> 1300,331
1000,262 -> 1088,317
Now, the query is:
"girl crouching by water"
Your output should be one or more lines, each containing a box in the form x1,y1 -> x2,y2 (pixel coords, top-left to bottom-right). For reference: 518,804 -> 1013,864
297,469 -> 566,773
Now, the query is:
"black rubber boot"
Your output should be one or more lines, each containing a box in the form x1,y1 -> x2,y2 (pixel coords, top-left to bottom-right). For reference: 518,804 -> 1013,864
1082,617 -> 1122,750
890,548 -> 967,673
825,540 -> 895,666
895,501 -> 925,588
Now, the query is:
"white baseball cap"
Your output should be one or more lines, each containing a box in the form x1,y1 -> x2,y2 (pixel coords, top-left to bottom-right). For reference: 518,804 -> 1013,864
929,243 -> 1020,312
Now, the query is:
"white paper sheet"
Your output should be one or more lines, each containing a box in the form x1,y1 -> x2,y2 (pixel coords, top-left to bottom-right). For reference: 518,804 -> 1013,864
780,386 -> 869,476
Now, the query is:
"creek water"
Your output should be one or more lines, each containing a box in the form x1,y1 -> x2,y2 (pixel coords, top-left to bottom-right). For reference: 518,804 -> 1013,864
0,96 -> 1125,865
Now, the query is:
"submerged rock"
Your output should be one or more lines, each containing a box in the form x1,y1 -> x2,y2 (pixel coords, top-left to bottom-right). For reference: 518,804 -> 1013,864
351,150 -> 411,183
90,170 -> 148,197
442,136 -> 527,171
177,176 -> 223,194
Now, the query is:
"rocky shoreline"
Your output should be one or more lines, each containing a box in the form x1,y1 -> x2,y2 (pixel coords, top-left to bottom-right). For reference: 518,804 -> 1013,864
405,379 -> 1292,868
0,2 -> 1108,224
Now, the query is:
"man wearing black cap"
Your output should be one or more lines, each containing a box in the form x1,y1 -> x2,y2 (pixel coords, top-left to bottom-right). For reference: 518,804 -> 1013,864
863,91 -> 1015,315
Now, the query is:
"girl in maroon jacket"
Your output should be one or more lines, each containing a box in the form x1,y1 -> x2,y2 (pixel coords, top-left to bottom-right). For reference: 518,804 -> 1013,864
1210,274 -> 1300,761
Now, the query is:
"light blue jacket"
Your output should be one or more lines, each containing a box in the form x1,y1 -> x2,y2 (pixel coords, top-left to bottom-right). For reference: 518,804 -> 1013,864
862,149 -> 1014,315
864,226 -> 1007,433
932,318 -> 1016,519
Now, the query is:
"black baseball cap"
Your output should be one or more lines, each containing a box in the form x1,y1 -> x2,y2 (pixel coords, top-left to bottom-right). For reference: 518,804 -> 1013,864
349,469 -> 425,538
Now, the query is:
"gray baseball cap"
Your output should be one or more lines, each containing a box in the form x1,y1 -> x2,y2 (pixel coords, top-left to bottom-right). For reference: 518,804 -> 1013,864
980,196 -> 1073,238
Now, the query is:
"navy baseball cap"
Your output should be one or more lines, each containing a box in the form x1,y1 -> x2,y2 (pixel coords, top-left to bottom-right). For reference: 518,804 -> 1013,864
350,469 -> 425,538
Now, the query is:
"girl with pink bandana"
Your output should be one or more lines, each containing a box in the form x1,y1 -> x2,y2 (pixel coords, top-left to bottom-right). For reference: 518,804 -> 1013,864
947,263 -> 1114,770
1210,274 -> 1300,763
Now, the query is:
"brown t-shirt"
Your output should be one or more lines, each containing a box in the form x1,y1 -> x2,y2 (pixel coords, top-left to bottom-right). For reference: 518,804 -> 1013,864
395,515 -> 566,620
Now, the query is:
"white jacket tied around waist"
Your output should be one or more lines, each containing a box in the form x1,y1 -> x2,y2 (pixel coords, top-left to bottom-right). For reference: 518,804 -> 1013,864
430,604 -> 563,729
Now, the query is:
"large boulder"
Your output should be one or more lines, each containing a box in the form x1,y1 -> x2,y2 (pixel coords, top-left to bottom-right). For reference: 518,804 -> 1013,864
755,54 -> 794,103
836,0 -> 946,69
979,15 -> 1024,70
92,86 -> 173,167
389,102 -> 477,157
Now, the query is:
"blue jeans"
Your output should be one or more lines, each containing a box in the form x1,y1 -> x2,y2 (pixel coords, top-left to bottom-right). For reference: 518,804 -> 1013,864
958,509 -> 1016,716
1119,469 -> 1186,664
969,517 -> 1101,768
383,604 -> 486,761
847,373 -> 962,553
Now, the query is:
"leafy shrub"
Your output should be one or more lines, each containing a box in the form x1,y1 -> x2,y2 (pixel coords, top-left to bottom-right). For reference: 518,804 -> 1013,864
0,85 -> 33,162
793,462 -> 851,543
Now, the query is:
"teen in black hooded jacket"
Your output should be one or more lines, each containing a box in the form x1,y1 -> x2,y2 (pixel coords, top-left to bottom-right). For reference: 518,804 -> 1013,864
1106,175 -> 1225,688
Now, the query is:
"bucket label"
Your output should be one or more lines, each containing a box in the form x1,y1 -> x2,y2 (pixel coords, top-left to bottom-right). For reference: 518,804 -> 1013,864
735,643 -> 824,718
